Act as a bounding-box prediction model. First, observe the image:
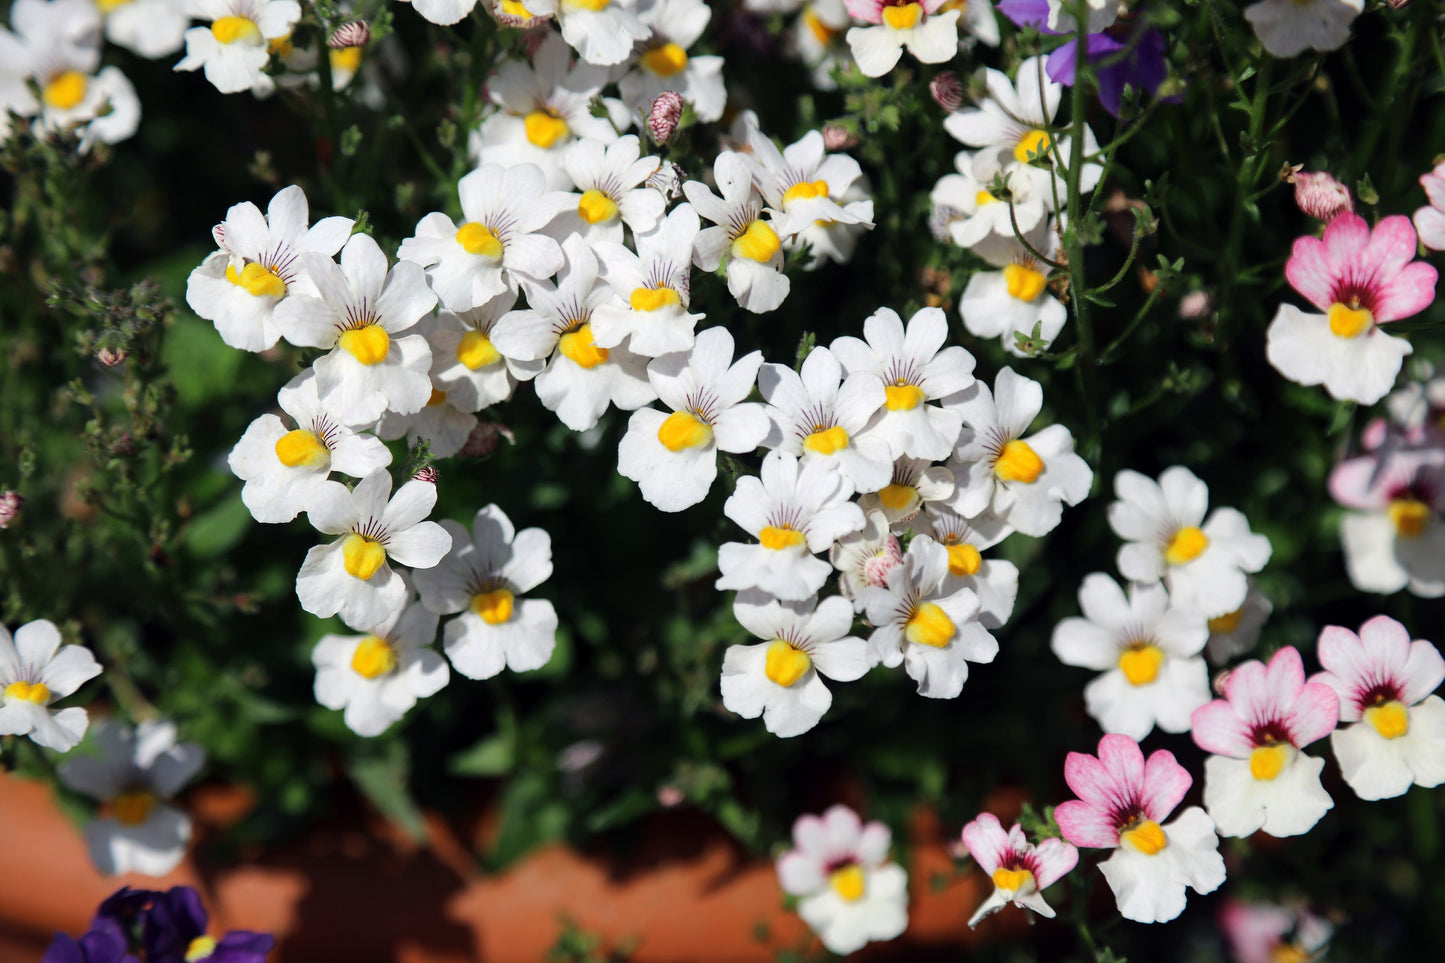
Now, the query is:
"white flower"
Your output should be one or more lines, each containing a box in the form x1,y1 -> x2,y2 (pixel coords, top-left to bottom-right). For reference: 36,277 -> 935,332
413,505 -> 559,679
0,619 -> 101,753
555,0 -> 650,66
57,719 -> 205,877
716,450 -> 865,601
684,151 -> 791,314
830,306 -> 975,462
543,135 -> 666,247
950,367 -> 1092,537
469,34 -> 619,188
99,0 -> 189,58
961,813 -> 1077,928
1205,580 -> 1272,664
925,504 -> 1017,630
844,0 -> 961,78
399,0 -> 478,25
590,204 -> 706,359
618,0 -> 727,124
1264,304 -> 1412,407
313,582 -> 449,737
830,509 -> 903,607
1107,466 -> 1273,619
278,233 -> 438,426
489,235 -> 656,431
776,804 -> 909,955
1051,573 -> 1211,740
376,391 -> 479,459
746,128 -> 875,268
930,148 -> 1050,250
794,0 -> 852,91
617,326 -> 770,512
427,296 -> 546,412
720,593 -> 870,737
398,163 -> 565,313
228,369 -> 392,524
174,0 -> 301,97
1045,0 -> 1116,33
1314,615 -> 1445,800
186,184 -> 355,353
859,455 -> 954,531
959,221 -> 1066,355
1244,0 -> 1362,58
758,345 -> 893,494
296,469 -> 452,629
858,535 -> 992,699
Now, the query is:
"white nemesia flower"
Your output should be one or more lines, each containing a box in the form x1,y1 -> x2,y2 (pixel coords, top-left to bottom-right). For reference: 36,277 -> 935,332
174,0 -> 301,97
1044,0 -> 1116,33
844,0 -> 961,78
859,456 -> 954,531
830,509 -> 903,607
97,0 -> 188,57
831,306 -> 975,462
543,135 -> 666,246
313,581 -> 449,736
684,151 -> 792,314
721,592 -> 870,737
1107,466 -> 1273,619
1205,580 -> 1272,664
590,204 -> 706,359
296,469 -> 452,629
930,148 -> 1050,250
716,450 -> 865,601
925,505 -> 1017,630
187,185 -> 355,352
1244,0 -> 1363,58
57,719 -> 205,877
619,0 -> 727,124
0,619 -> 101,753
555,0 -> 649,66
228,369 -> 392,523
376,391 -> 479,459
794,0 -> 852,92
858,534 -> 992,699
427,296 -> 546,412
747,128 -> 875,266
618,326 -> 770,512
413,504 -> 559,679
961,812 -> 1077,928
960,221 -> 1066,355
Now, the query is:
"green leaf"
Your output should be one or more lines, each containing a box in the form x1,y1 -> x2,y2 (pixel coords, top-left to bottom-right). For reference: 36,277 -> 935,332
449,731 -> 516,776
182,490 -> 252,558
586,788 -> 657,832
347,741 -> 427,843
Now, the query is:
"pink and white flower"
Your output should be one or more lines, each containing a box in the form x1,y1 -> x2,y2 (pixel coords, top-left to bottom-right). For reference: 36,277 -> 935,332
843,0 -> 961,78
1414,161 -> 1445,252
1055,734 -> 1226,924
1312,615 -> 1445,800
776,804 -> 909,955
1217,898 -> 1333,963
960,813 -> 1077,928
1266,213 -> 1437,405
1190,647 -> 1339,837
1329,444 -> 1445,597
829,509 -> 902,606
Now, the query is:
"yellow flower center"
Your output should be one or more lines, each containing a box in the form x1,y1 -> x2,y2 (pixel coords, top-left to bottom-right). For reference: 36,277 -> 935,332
878,483 -> 916,512
350,635 -> 397,679
975,189 -> 996,207
630,286 -> 682,312
803,5 -> 837,43
471,587 -> 515,625
225,261 -> 287,299
500,0 -> 533,15
782,179 -> 831,206
803,425 -> 849,455
1389,497 -> 1430,537
274,428 -> 330,469
267,33 -> 292,56
341,533 -> 387,580
211,15 -> 260,44
524,109 -> 569,148
184,936 -> 218,963
731,220 -> 781,263
1327,302 -> 1372,339
43,71 -> 88,110
3,680 -> 50,705
456,222 -> 504,258
1208,608 -> 1243,634
1014,129 -> 1052,164
338,324 -> 390,365
427,389 -> 447,407
829,864 -> 866,902
111,790 -> 155,826
991,866 -> 1034,893
994,439 -> 1043,483
1164,526 -> 1209,565
1249,743 -> 1291,781
656,411 -> 713,451
330,47 -> 363,74
764,639 -> 812,687
882,2 -> 922,29
884,383 -> 926,411
905,602 -> 956,648
558,322 -> 609,369
1118,644 -> 1164,686
97,0 -> 134,11
946,542 -> 982,577
568,0 -> 610,8
1270,946 -> 1313,963
1120,819 -> 1167,855
1003,263 -> 1048,302
457,329 -> 502,369
640,42 -> 689,77
759,525 -> 807,551
577,188 -> 619,225
1366,700 -> 1410,739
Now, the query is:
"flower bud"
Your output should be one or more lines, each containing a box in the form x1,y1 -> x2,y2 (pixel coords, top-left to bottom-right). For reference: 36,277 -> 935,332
821,124 -> 858,151
930,70 -> 964,112
1288,170 -> 1353,222
96,347 -> 127,367
328,20 -> 370,48
648,91 -> 686,145
412,465 -> 438,484
1178,290 -> 1216,321
0,491 -> 22,529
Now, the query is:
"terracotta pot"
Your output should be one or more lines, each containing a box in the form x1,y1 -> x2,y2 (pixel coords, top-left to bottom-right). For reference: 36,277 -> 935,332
0,772 -> 1008,962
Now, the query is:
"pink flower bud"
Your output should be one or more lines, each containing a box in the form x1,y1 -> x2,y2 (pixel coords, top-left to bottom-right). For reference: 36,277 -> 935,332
822,124 -> 858,151
96,347 -> 127,367
328,20 -> 370,48
1289,171 -> 1353,222
0,491 -> 22,529
461,421 -> 516,458
1177,290 -> 1215,321
648,91 -> 686,145
656,785 -> 685,808
413,465 -> 438,484
930,70 -> 964,113
862,536 -> 903,588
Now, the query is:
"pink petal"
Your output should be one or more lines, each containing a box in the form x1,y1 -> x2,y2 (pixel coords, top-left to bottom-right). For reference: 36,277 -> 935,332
1062,750 -> 1117,812
1373,260 -> 1437,323
820,804 -> 864,852
1191,699 -> 1252,757
1358,614 -> 1413,682
1222,658 -> 1275,724
1422,166 -> 1445,210
1140,748 -> 1190,821
1284,235 -> 1336,312
1322,212 -> 1371,279
960,813 -> 1008,874
1327,453 -> 1392,510
1361,215 -> 1421,288
1031,837 -> 1079,889
1400,638 -> 1445,705
1415,206 -> 1445,253
1262,646 -> 1308,709
1316,624 -> 1368,691
1097,733 -> 1146,795
1283,681 -> 1340,748
1054,800 -> 1119,848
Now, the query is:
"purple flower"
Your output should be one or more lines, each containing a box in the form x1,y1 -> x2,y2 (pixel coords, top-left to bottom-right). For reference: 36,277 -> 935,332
42,920 -> 135,963
145,887 -> 274,963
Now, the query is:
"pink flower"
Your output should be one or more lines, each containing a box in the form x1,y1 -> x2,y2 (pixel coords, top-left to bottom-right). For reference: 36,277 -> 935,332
1218,899 -> 1333,963
1328,445 -> 1445,596
1413,161 -> 1445,252
1285,212 -> 1436,327
1311,615 -> 1445,799
960,813 -> 1077,928
1054,734 -> 1225,923
1288,170 -> 1352,222
1189,647 -> 1338,837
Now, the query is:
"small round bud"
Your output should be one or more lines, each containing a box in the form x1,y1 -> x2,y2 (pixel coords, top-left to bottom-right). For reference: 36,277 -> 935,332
328,20 -> 370,48
1178,290 -> 1216,321
96,347 -> 127,367
0,491 -> 23,529
648,91 -> 686,145
413,465 -> 438,484
930,70 -> 964,113
821,124 -> 858,151
1288,170 -> 1353,222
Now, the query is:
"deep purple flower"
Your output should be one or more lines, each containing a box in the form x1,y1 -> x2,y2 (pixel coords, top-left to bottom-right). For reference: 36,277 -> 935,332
145,887 -> 274,963
42,919 -> 136,963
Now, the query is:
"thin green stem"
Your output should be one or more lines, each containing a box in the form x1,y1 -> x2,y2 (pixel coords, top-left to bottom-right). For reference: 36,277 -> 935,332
1062,4 -> 1099,454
